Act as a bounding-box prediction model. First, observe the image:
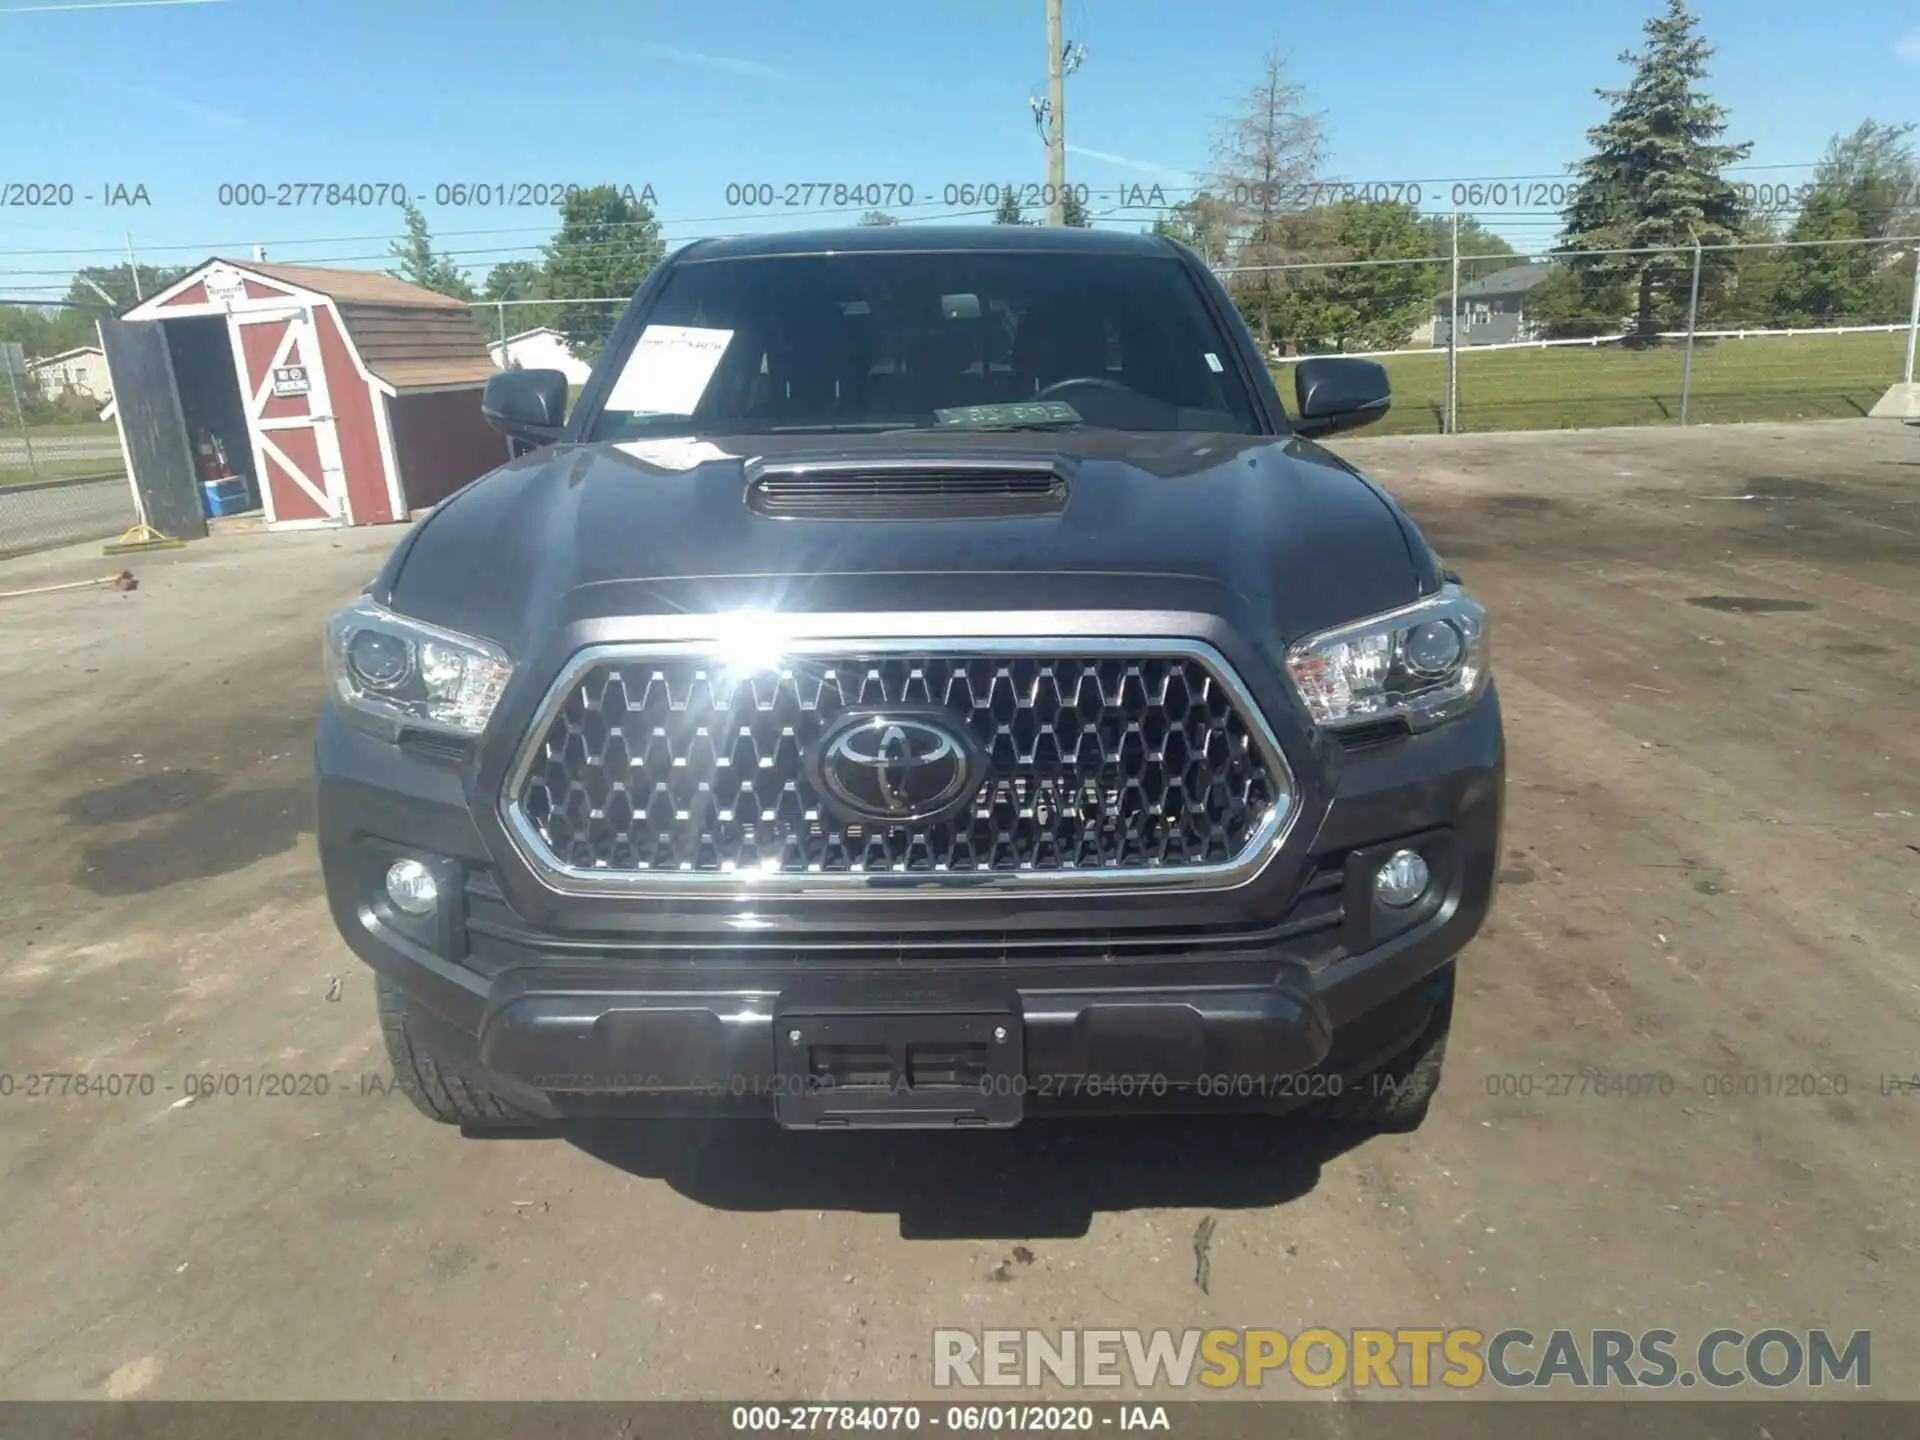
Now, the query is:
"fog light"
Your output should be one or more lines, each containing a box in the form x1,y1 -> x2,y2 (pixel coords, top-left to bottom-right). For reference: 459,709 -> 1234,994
1374,849 -> 1430,907
384,857 -> 440,916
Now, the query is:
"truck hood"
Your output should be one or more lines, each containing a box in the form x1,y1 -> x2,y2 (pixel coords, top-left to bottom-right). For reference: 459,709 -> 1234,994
381,429 -> 1435,662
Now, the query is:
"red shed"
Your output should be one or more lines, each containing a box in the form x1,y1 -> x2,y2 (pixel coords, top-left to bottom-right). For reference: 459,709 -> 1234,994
111,258 -> 504,534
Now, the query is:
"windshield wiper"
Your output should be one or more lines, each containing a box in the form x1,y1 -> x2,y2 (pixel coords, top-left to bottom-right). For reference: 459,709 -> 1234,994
763,421 -> 928,433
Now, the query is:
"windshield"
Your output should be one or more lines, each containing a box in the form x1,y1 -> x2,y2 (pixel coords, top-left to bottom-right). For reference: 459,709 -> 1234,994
586,250 -> 1264,440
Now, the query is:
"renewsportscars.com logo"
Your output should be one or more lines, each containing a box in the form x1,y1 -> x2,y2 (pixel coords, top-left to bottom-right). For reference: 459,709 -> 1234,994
931,1328 -> 1871,1391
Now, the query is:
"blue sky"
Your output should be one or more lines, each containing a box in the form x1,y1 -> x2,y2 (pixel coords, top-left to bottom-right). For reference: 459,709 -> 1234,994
1,0 -> 1916,299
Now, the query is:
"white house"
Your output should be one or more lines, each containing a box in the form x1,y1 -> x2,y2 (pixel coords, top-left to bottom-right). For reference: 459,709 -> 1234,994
487,327 -> 593,387
30,346 -> 114,404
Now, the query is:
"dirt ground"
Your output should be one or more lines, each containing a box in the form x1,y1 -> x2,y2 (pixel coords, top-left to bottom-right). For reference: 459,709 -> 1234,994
0,419 -> 1914,1403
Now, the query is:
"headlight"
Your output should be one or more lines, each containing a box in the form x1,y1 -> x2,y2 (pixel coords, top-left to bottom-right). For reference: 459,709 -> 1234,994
324,598 -> 513,739
1285,583 -> 1488,731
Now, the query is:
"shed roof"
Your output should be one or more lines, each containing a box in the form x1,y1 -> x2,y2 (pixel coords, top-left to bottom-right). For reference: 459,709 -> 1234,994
331,304 -> 500,389
210,259 -> 497,390
236,261 -> 469,309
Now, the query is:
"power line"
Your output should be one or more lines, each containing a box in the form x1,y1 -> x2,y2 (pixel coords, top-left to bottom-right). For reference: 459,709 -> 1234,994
0,207 -> 1009,279
0,158 -> 1854,262
4,201 -> 1902,283
0,196 -> 1015,260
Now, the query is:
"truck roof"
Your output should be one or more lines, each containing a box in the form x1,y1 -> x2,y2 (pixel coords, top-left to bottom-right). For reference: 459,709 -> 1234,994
678,225 -> 1180,263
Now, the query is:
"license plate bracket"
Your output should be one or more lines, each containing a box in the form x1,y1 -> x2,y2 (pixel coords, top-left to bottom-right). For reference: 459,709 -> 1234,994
772,1001 -> 1024,1130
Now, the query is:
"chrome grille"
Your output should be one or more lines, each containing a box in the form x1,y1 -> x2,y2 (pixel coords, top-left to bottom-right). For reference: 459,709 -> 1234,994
505,641 -> 1294,890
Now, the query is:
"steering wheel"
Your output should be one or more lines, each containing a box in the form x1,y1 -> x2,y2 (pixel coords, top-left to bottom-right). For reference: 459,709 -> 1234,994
1033,376 -> 1134,401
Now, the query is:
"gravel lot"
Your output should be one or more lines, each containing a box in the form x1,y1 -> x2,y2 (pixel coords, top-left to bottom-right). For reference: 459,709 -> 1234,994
0,419 -> 1914,1403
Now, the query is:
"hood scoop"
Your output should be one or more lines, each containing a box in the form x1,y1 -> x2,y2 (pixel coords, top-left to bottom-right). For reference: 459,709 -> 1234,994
744,457 -> 1070,521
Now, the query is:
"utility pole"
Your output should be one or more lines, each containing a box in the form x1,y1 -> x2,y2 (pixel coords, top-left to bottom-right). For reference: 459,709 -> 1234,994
1903,245 -> 1920,388
1045,0 -> 1066,226
1680,234 -> 1703,426
126,232 -> 142,301
1445,212 -> 1460,434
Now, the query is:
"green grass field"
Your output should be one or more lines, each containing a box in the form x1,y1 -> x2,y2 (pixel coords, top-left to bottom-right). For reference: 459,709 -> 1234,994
0,457 -> 124,487
17,419 -> 117,441
1273,329 -> 1910,435
1,418 -> 122,485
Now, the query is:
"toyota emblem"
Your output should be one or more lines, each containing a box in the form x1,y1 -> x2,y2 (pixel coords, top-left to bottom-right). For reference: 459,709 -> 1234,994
809,711 -> 985,825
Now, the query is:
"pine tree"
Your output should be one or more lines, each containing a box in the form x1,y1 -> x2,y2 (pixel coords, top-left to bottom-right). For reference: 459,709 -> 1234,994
993,184 -> 1027,225
1554,0 -> 1751,341
1060,190 -> 1093,228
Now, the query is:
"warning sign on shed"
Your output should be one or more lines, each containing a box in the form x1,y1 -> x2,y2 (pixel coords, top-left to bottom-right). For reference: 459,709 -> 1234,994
271,364 -> 310,398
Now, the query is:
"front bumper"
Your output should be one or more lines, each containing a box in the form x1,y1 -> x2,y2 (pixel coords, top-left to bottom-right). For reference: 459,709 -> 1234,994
317,687 -> 1502,1123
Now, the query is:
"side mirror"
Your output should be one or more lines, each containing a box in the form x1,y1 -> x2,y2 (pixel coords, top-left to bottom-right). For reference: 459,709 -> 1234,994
1292,357 -> 1391,438
482,369 -> 568,445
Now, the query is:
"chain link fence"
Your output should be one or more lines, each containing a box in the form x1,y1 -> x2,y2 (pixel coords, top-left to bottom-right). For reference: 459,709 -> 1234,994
1,326 -> 136,561
1220,233 -> 1920,433
0,473 -> 137,561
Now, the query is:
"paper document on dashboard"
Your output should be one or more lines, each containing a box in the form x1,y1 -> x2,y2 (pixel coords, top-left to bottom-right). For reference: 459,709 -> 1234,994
605,325 -> 734,415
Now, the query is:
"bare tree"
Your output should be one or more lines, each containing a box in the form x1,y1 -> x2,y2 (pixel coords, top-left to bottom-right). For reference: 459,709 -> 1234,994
1208,46 -> 1329,351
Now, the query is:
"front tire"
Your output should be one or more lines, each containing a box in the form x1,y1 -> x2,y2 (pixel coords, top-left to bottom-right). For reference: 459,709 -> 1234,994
375,975 -> 538,1128
1316,979 -> 1453,1132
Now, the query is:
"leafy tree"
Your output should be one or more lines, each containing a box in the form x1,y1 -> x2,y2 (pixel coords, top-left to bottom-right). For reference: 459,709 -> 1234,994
1553,0 -> 1751,340
481,259 -> 547,302
1808,119 -> 1920,238
0,304 -> 83,360
1150,193 -> 1238,267
858,210 -> 899,226
1208,45 -> 1329,351
1266,202 -> 1442,352
476,259 -> 556,343
1060,189 -> 1093,228
1770,191 -> 1883,323
0,262 -> 192,365
1527,264 -> 1634,338
993,185 -> 1028,225
1418,213 -> 1523,295
1418,213 -> 1517,265
543,185 -> 666,360
388,201 -> 475,302
1726,121 -> 1920,328
1707,213 -> 1792,326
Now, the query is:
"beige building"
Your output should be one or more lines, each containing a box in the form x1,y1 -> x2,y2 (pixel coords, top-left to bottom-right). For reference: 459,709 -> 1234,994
30,346 -> 114,404
488,327 -> 594,387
